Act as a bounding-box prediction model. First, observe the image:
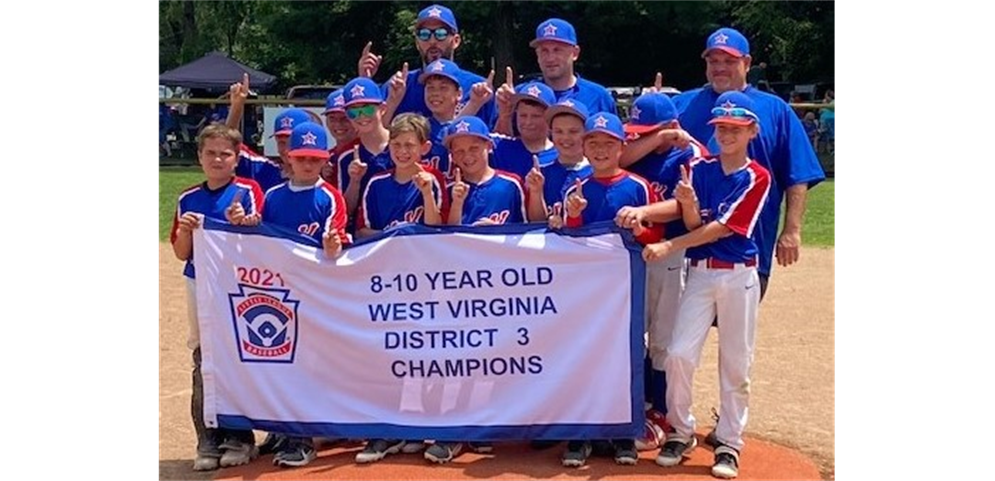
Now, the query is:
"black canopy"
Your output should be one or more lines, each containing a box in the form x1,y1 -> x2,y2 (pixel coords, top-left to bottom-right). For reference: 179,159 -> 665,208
159,51 -> 277,92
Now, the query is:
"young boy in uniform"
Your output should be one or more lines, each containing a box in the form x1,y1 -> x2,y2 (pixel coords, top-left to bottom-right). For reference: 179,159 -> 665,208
320,88 -> 360,185
492,81 -> 559,179
524,99 -> 592,222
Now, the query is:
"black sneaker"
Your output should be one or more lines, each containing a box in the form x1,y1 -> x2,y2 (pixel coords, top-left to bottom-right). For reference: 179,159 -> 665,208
354,439 -> 405,464
705,407 -> 720,447
259,432 -> 289,455
656,436 -> 697,467
273,437 -> 316,468
613,439 -> 638,465
424,442 -> 463,463
561,441 -> 592,468
711,445 -> 740,479
467,442 -> 493,454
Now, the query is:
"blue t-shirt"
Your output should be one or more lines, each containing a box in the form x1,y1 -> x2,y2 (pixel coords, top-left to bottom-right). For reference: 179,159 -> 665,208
262,179 -> 349,246
235,145 -> 285,193
383,67 -> 497,128
358,168 -> 448,231
448,170 -> 527,225
540,158 -> 592,217
625,140 -> 707,239
672,85 -> 826,275
685,156 -> 771,265
549,75 -> 618,115
490,134 -> 559,181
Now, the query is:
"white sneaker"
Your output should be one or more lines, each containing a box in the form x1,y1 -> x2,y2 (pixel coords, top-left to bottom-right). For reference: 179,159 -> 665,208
219,440 -> 259,467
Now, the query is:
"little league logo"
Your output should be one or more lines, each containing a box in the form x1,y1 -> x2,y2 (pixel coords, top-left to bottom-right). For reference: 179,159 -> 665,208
229,285 -> 300,363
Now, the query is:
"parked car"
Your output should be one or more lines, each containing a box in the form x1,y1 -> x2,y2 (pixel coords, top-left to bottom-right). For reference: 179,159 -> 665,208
286,85 -> 343,102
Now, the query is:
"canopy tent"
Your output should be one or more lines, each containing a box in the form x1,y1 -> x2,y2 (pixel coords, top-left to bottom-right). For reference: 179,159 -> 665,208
159,51 -> 277,92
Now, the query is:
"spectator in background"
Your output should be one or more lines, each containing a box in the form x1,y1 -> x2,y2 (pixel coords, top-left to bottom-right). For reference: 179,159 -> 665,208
160,103 -> 174,157
818,100 -> 834,154
747,61 -> 769,91
802,111 -> 819,151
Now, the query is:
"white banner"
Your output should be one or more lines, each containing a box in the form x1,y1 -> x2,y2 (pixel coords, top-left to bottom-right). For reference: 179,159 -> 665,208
194,221 -> 645,440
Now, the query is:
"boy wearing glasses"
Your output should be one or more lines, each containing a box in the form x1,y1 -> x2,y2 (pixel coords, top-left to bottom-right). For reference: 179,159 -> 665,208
492,81 -> 559,180
336,77 -> 394,217
356,4 -> 496,126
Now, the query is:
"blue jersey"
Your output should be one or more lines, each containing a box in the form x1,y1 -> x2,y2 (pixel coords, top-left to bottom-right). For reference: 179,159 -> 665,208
673,85 -> 826,275
262,179 -> 349,246
335,144 -> 393,197
358,168 -> 448,231
383,68 -> 497,128
625,140 -> 708,239
448,170 -> 527,225
490,134 -> 559,180
685,156 -> 771,264
549,75 -> 618,115
541,159 -> 592,217
564,172 -> 662,245
171,177 -> 264,279
235,145 -> 285,192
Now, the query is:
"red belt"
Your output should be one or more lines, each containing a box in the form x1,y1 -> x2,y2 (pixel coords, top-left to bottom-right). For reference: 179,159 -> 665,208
690,257 -> 757,269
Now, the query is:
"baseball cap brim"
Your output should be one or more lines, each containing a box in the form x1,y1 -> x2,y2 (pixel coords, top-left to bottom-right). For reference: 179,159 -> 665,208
271,130 -> 293,138
623,123 -> 664,135
583,129 -> 625,142
529,37 -> 577,48
343,99 -> 384,108
708,117 -> 755,127
418,71 -> 460,86
545,105 -> 587,123
511,94 -> 551,109
288,148 -> 332,159
416,17 -> 457,32
702,46 -> 746,58
443,132 -> 493,150
322,107 -> 345,115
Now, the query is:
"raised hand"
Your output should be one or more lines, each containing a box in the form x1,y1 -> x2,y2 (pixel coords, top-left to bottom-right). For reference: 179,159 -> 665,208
565,178 -> 588,218
470,69 -> 495,105
229,73 -> 250,106
413,165 -> 434,195
358,41 -> 383,78
496,66 -> 516,115
387,62 -> 409,105
450,167 -> 469,203
323,228 -> 343,257
547,203 -> 564,229
673,164 -> 696,205
348,148 -> 368,181
524,154 -> 545,194
225,189 -> 247,225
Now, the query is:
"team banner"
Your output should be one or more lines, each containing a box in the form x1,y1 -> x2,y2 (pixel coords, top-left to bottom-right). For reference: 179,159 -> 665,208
194,220 -> 645,440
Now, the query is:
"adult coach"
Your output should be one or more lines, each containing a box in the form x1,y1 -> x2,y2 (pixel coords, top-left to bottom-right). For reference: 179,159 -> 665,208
671,27 -> 825,298
529,18 -> 616,115
357,4 -> 495,124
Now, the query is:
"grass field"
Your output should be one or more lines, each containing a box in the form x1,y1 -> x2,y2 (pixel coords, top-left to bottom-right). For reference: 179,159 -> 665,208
158,167 -> 835,246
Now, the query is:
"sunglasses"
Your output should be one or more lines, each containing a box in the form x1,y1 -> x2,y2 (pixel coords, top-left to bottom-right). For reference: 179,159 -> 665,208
710,106 -> 758,121
417,27 -> 451,42
346,104 -> 378,119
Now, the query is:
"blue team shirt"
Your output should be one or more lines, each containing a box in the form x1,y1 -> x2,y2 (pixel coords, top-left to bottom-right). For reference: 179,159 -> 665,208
262,179 -> 349,246
685,156 -> 771,264
358,169 -> 448,231
235,145 -> 285,192
540,159 -> 592,217
171,177 -> 263,279
549,75 -> 618,115
673,85 -> 825,274
564,172 -> 662,244
448,170 -> 527,225
625,141 -> 708,239
490,134 -> 559,180
384,68 -> 497,128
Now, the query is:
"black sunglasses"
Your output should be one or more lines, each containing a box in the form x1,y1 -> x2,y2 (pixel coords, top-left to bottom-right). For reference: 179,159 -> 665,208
417,27 -> 451,42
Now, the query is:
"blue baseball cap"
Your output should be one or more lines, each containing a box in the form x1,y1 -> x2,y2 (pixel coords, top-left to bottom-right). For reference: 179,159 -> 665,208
709,91 -> 760,127
322,89 -> 347,115
703,27 -> 750,58
343,77 -> 384,107
584,113 -> 625,142
545,99 -> 590,125
624,93 -> 678,135
418,59 -> 462,86
272,108 -> 313,137
442,116 -> 493,149
416,4 -> 458,32
287,122 -> 331,159
530,18 -> 578,47
511,82 -> 556,110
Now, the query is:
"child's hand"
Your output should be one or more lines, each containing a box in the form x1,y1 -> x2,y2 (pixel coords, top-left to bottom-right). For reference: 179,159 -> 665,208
450,168 -> 468,204
525,155 -> 544,194
225,190 -> 247,225
177,212 -> 203,235
323,229 -> 343,258
472,217 -> 498,226
642,240 -> 673,262
658,129 -> 691,151
228,73 -> 250,106
565,178 -> 587,218
358,41 -> 383,78
674,164 -> 696,205
470,70 -> 495,106
348,148 -> 368,181
547,204 -> 564,229
413,168 -> 435,195
644,72 -> 664,93
387,62 -> 409,105
496,66 -> 516,116
320,161 -> 336,183
615,205 -> 646,230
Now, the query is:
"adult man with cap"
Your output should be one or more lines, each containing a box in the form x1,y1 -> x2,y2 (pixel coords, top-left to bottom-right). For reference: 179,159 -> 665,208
528,18 -> 616,115
357,4 -> 495,125
671,27 -> 824,300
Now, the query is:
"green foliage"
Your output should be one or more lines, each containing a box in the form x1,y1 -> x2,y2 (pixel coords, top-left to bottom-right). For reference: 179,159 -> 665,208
801,179 -> 834,247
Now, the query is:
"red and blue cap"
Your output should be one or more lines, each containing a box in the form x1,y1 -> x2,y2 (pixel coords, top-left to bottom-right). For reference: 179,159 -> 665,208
343,77 -> 384,107
529,18 -> 578,48
322,89 -> 347,115
545,99 -> 590,124
418,59 -> 462,86
442,116 -> 493,149
703,27 -> 750,58
416,4 -> 458,32
288,122 -> 331,159
624,93 -> 678,135
708,91 -> 760,127
511,82 -> 557,110
272,108 -> 313,137
584,113 -> 626,142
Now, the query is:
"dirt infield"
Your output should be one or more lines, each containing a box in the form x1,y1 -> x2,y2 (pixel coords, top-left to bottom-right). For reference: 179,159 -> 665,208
159,243 -> 834,480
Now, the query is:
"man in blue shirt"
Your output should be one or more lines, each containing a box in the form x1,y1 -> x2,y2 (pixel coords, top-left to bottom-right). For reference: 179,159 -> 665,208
671,27 -> 825,299
529,18 -> 617,115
